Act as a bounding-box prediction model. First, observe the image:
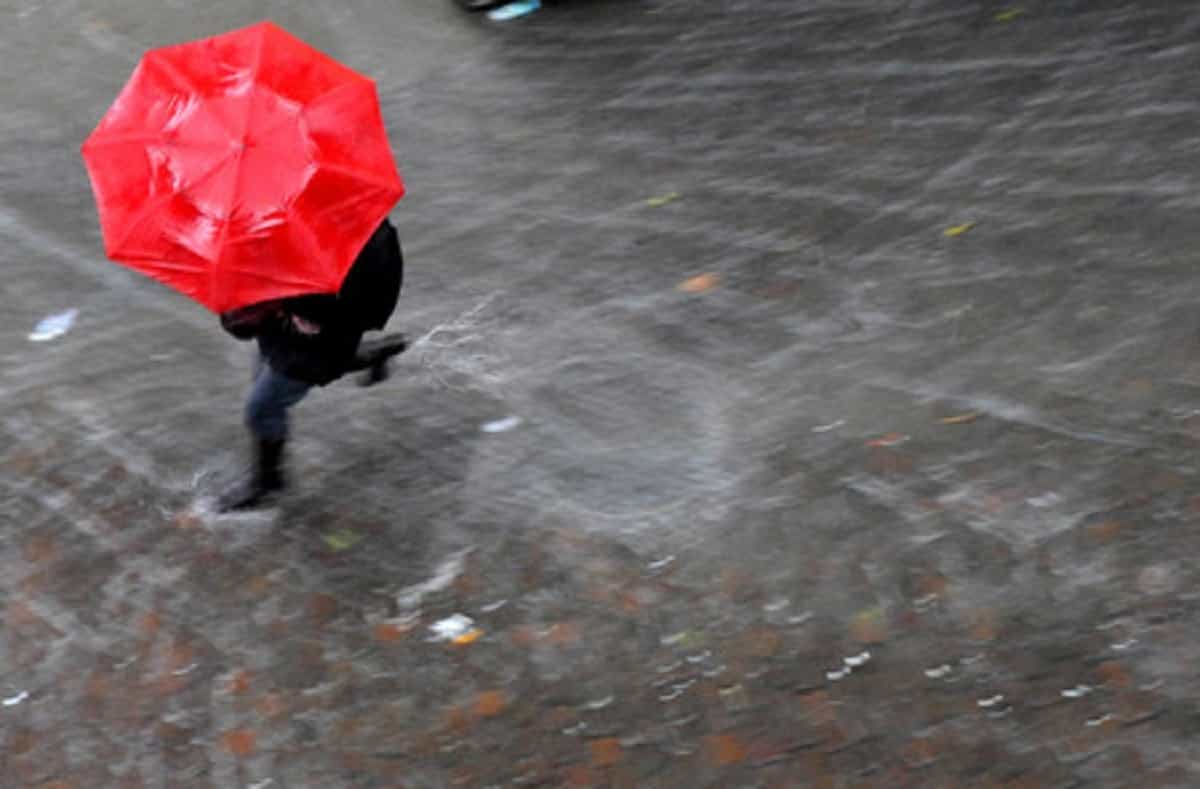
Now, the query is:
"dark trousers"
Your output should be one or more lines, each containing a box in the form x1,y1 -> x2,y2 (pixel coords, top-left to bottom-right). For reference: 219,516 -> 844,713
244,356 -> 312,441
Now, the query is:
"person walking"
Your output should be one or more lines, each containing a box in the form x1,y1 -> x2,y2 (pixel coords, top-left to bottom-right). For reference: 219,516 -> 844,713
216,218 -> 408,512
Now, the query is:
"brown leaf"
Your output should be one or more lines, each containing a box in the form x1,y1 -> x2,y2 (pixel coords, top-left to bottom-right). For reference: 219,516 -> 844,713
476,690 -> 507,718
139,611 -> 162,637
547,621 -> 582,645
221,729 -> 257,757
229,670 -> 252,695
866,432 -> 909,448
590,737 -> 623,767
706,734 -> 748,766
1097,661 -> 1132,690
306,593 -> 339,624
373,623 -> 410,643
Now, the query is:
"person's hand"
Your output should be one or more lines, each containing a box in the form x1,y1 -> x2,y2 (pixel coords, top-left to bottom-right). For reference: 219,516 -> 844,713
290,314 -> 322,336
220,300 -> 284,340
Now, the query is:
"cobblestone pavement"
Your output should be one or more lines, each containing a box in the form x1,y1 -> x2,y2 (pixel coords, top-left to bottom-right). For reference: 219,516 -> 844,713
3,1 -> 1200,786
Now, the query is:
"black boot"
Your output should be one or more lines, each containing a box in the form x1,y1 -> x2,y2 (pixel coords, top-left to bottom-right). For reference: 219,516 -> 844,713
348,333 -> 407,387
216,438 -> 286,512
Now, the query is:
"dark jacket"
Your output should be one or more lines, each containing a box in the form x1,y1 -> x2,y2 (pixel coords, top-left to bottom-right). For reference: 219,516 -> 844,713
220,219 -> 405,386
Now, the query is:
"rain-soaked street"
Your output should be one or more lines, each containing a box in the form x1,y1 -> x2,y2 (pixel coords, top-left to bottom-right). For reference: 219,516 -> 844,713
4,0 -> 1200,786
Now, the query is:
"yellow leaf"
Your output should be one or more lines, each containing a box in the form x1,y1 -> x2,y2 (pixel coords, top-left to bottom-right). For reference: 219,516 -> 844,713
452,628 -> 483,645
646,191 -> 681,207
851,608 -> 888,644
943,222 -> 976,237
995,8 -> 1024,22
939,412 -> 979,424
322,529 -> 363,552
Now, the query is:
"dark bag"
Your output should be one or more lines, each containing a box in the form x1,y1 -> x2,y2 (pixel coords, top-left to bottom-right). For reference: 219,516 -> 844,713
338,219 -> 404,332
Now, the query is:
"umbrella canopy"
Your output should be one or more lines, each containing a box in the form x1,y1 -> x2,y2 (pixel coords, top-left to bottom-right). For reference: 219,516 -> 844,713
81,20 -> 404,313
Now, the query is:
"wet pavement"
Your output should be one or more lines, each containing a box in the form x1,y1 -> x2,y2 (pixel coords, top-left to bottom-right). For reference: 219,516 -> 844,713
4,0 -> 1200,786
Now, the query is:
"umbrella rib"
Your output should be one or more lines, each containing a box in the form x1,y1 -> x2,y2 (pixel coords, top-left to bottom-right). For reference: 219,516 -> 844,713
208,22 -> 268,310
318,161 -> 403,194
107,152 -> 236,260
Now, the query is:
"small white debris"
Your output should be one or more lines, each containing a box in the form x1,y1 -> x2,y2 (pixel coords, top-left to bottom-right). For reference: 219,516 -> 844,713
29,308 -> 78,342
656,660 -> 682,674
977,694 -> 1005,708
701,664 -> 728,678
1027,492 -> 1061,508
844,651 -> 871,668
924,664 -> 952,679
812,419 -> 846,433
561,721 -> 588,735
914,593 -> 940,608
788,611 -> 814,625
685,650 -> 712,664
1061,685 -> 1092,699
582,695 -> 614,711
479,599 -> 508,613
1086,713 -> 1115,727
660,632 -> 688,646
658,688 -> 684,702
648,555 -> 676,571
481,416 -> 522,433
763,597 -> 790,613
397,550 -> 469,610
826,667 -> 852,681
1112,638 -> 1138,651
171,663 -> 198,676
429,613 -> 475,642
249,780 -> 274,789
2,690 -> 30,707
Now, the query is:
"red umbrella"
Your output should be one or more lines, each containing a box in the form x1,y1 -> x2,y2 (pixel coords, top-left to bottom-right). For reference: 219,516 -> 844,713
81,21 -> 405,313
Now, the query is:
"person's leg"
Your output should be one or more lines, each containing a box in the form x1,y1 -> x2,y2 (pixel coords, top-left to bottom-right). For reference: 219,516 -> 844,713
245,363 -> 312,442
346,332 -> 408,387
217,363 -> 311,512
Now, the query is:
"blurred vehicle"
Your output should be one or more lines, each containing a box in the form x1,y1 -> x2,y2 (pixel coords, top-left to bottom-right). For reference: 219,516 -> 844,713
454,0 -> 506,10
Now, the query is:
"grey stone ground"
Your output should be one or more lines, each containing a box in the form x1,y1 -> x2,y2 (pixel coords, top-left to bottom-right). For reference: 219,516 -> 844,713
3,0 -> 1200,786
